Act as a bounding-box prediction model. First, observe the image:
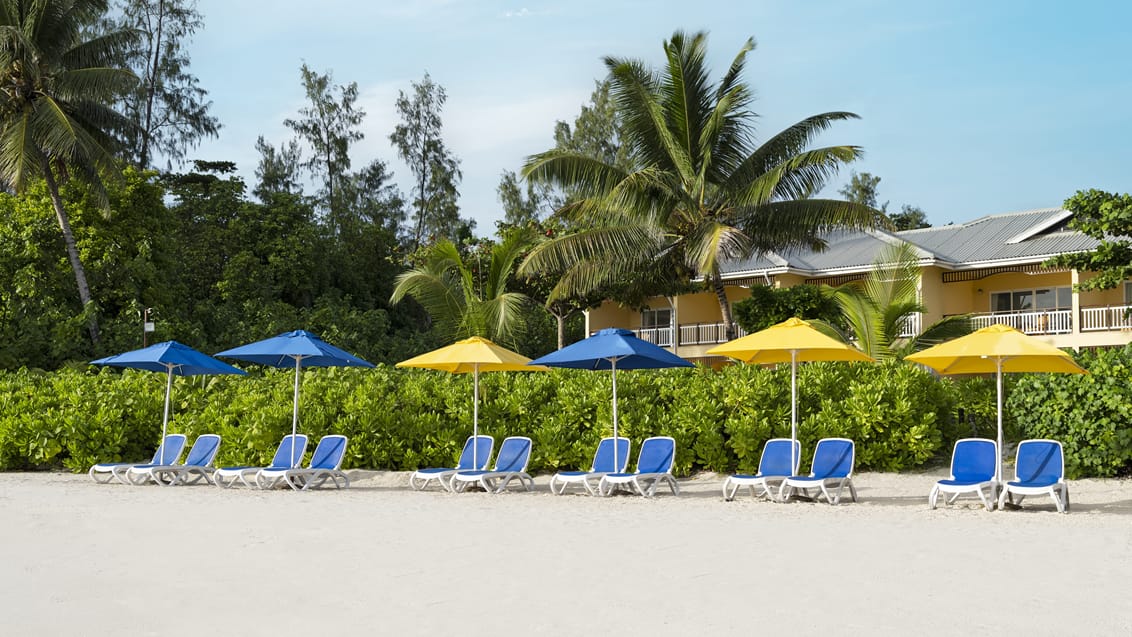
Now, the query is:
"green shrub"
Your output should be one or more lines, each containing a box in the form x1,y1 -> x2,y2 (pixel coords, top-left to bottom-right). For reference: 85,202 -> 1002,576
1010,346 -> 1132,478
2,348 -> 1125,478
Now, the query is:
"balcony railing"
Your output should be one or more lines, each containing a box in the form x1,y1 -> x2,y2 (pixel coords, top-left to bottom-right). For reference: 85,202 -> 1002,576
897,313 -> 922,338
679,322 -> 748,345
1080,305 -> 1132,331
969,310 -> 1072,335
633,326 -> 674,347
597,322 -> 748,348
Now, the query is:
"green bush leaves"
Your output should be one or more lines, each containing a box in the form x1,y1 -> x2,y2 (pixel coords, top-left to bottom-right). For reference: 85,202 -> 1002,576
2,350 -> 1126,477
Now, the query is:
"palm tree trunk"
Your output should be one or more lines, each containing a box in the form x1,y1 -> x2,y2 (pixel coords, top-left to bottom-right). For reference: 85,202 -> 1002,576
42,162 -> 99,344
711,275 -> 735,341
556,313 -> 566,350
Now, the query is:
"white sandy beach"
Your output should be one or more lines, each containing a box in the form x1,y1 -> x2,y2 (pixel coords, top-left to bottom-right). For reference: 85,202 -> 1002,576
2,470 -> 1131,636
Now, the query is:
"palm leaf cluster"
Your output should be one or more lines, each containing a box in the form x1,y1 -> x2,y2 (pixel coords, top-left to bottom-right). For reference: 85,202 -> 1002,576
831,241 -> 971,359
0,0 -> 135,196
520,30 -> 881,334
391,230 -> 533,344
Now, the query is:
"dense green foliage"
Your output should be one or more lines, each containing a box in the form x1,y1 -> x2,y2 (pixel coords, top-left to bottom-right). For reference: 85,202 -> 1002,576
1046,189 -> 1132,291
1010,346 -> 1132,478
0,360 -> 997,476
733,285 -> 843,333
12,348 -> 1131,479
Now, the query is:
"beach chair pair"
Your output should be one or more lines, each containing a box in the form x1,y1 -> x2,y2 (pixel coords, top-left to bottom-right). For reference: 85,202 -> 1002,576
126,434 -> 223,486
90,433 -> 224,486
547,436 -> 678,497
409,435 -> 534,494
929,438 -> 1068,513
213,434 -> 350,490
722,438 -> 856,505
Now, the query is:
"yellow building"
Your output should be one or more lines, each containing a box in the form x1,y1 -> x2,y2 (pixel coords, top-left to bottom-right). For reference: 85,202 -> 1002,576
586,208 -> 1132,362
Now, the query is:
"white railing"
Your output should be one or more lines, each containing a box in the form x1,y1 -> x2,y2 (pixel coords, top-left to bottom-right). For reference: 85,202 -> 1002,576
592,323 -> 748,348
1080,305 -> 1132,331
633,326 -> 674,347
678,322 -> 748,345
897,313 -> 922,338
969,310 -> 1072,335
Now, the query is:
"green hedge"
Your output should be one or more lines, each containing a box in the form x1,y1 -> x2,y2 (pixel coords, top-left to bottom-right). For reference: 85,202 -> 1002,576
1010,346 -> 1132,478
1,351 -> 1125,477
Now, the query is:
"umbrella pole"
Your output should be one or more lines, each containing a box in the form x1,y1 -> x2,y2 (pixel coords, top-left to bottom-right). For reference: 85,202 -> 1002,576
996,357 -> 1004,485
790,350 -> 798,477
292,356 -> 302,467
611,358 -> 618,471
162,365 -> 173,454
473,364 -> 480,469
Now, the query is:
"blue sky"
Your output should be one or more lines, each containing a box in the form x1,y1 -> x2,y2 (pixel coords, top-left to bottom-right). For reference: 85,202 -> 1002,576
190,0 -> 1131,232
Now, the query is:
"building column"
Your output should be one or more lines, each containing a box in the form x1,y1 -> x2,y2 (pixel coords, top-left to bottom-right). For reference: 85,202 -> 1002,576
1070,269 -> 1081,348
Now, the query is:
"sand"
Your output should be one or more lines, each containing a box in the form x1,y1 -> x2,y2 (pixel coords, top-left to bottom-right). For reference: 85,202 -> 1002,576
2,469 -> 1131,636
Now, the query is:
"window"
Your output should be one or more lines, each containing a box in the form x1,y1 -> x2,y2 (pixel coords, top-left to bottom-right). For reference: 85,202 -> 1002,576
641,308 -> 672,329
1124,282 -> 1132,305
990,286 -> 1071,312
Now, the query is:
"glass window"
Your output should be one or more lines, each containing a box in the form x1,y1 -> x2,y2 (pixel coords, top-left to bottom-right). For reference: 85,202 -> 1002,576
1034,288 -> 1055,310
1012,290 -> 1033,311
1057,286 -> 1072,309
991,292 -> 1012,312
641,308 -> 671,329
1125,282 -> 1132,305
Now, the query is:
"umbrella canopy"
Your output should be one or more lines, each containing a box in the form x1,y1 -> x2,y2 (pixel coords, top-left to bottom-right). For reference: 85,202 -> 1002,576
216,331 -> 374,465
905,323 -> 1087,483
528,328 -> 693,468
397,336 -> 546,468
707,318 -> 874,477
91,341 -> 246,446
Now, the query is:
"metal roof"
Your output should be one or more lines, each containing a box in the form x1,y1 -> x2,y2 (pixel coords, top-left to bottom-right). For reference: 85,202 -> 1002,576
720,207 -> 1100,279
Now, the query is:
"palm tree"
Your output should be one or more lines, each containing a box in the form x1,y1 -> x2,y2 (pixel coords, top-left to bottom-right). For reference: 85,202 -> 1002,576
519,30 -> 880,339
391,230 -> 533,345
831,241 -> 971,359
0,0 -> 138,343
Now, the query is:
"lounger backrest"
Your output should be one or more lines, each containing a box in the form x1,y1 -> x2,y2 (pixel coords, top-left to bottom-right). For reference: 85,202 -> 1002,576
309,435 -> 348,470
269,434 -> 310,469
635,436 -> 676,475
592,437 -> 631,473
456,435 -> 494,471
1014,439 -> 1064,483
493,437 -> 532,472
810,438 -> 854,479
759,438 -> 801,477
951,438 -> 996,482
153,434 -> 188,465
184,434 -> 222,468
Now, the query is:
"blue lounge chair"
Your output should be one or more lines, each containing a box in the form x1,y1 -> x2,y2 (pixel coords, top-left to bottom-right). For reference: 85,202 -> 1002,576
598,436 -> 679,497
779,438 -> 857,505
88,434 -> 187,484
929,438 -> 998,511
549,437 -> 630,496
998,439 -> 1069,513
408,435 -> 494,491
722,438 -> 801,501
257,434 -> 349,490
213,434 -> 309,488
450,436 -> 533,493
126,434 -> 222,486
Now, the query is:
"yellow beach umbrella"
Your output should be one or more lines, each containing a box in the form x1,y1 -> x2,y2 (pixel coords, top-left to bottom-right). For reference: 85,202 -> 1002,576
906,323 -> 1087,483
708,318 -> 874,474
397,337 -> 548,467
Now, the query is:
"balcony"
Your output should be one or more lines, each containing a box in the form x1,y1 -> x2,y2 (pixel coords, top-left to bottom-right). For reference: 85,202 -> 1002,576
598,322 -> 748,348
1080,305 -> 1132,331
969,310 -> 1072,335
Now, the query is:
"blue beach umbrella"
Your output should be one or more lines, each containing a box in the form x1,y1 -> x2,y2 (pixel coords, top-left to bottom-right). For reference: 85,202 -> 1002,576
92,341 -> 247,447
528,328 -> 693,467
216,331 -> 374,465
